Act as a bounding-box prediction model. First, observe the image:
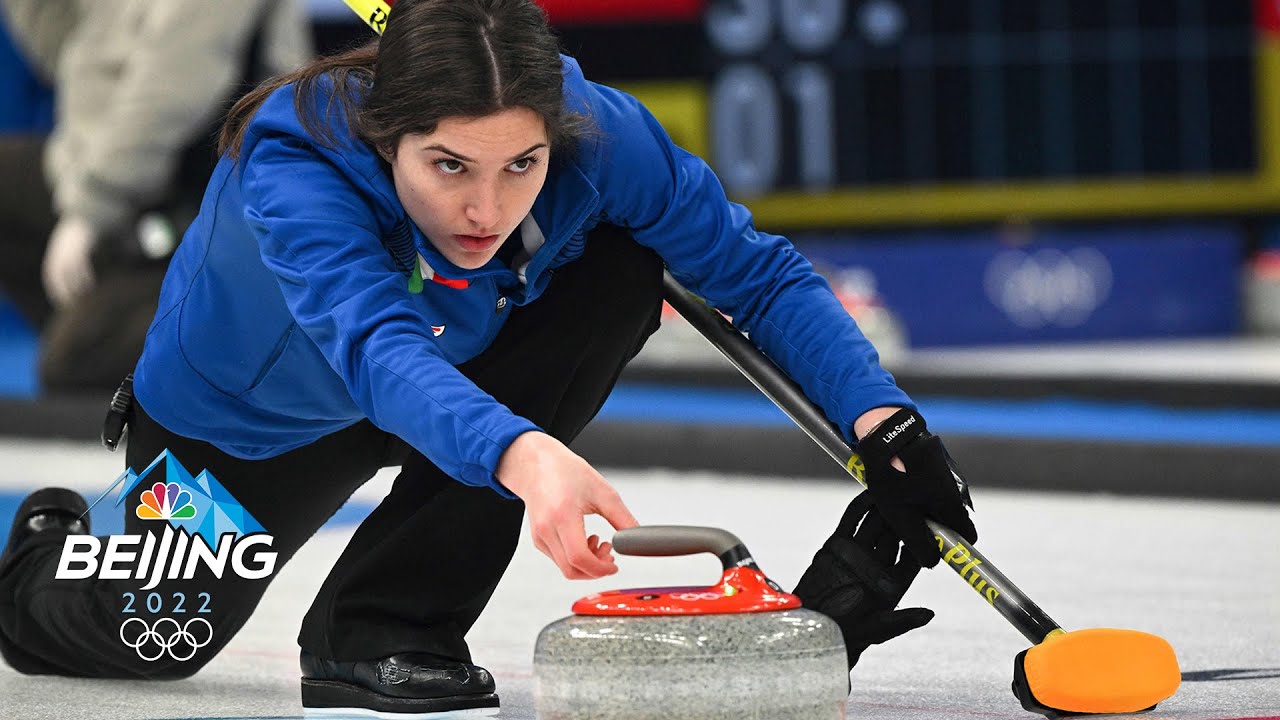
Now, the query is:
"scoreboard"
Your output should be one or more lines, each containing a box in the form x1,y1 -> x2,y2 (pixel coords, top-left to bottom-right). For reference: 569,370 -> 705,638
708,2 -> 1255,187
610,0 -> 1280,227
694,0 -> 1277,226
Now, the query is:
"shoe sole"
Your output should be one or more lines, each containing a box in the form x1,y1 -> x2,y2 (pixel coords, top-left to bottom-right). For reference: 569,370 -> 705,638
302,678 -> 499,718
304,709 -> 499,719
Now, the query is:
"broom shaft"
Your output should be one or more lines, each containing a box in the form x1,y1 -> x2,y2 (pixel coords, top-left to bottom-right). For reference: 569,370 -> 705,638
661,271 -> 1062,644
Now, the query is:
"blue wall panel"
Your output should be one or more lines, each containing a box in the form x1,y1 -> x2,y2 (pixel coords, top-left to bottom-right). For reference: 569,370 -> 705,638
796,223 -> 1242,346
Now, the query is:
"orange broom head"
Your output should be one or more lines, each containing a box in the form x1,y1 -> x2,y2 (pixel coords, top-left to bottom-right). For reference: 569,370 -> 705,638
1020,628 -> 1181,714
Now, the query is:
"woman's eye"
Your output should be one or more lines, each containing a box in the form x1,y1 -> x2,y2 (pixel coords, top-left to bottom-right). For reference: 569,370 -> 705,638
435,159 -> 464,175
508,158 -> 535,173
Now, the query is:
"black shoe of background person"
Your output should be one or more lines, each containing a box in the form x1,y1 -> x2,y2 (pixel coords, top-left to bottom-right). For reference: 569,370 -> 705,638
1,487 -> 90,570
300,650 -> 500,717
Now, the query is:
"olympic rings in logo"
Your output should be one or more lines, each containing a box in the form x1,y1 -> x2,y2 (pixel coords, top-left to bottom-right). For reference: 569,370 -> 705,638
671,592 -> 723,602
119,617 -> 213,662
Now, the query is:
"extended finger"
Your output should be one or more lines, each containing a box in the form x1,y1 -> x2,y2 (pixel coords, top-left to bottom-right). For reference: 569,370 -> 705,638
858,607 -> 934,646
591,486 -> 638,531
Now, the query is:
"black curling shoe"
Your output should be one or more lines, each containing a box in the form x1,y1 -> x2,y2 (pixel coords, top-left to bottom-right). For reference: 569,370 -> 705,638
300,650 -> 500,718
1,487 -> 90,568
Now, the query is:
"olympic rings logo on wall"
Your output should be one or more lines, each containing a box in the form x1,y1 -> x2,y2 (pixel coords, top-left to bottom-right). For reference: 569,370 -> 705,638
119,617 -> 213,662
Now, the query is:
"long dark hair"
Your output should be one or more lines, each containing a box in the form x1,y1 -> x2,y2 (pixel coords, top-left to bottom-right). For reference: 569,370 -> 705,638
219,0 -> 590,159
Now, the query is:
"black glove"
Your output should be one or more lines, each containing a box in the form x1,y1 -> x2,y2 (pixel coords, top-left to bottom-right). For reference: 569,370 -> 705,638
857,408 -> 978,568
793,491 -> 935,671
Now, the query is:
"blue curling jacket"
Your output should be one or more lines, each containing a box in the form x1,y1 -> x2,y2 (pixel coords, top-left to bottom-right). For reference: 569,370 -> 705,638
134,57 -> 912,495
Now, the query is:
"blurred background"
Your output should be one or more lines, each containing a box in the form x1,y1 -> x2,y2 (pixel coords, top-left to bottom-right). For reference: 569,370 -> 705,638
1,0 -> 1277,501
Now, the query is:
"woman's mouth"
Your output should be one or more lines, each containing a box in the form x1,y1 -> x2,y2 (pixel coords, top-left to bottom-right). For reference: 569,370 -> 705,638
453,234 -> 500,253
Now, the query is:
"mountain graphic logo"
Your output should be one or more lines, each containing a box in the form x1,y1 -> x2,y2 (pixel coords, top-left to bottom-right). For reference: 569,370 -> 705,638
136,482 -> 197,521
105,450 -> 266,545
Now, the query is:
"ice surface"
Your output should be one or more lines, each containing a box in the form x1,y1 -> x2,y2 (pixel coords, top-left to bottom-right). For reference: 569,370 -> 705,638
0,439 -> 1277,719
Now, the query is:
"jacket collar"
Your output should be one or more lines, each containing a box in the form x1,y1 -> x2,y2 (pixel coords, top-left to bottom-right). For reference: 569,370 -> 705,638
404,157 -> 601,289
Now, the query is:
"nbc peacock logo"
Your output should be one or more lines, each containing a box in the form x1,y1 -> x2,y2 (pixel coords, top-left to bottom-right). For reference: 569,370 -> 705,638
136,482 -> 198,521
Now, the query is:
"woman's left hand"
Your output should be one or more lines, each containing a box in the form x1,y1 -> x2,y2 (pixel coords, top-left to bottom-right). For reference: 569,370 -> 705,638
853,407 -> 978,568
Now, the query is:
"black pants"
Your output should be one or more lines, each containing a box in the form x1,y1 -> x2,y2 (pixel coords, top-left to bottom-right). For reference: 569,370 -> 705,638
0,226 -> 663,679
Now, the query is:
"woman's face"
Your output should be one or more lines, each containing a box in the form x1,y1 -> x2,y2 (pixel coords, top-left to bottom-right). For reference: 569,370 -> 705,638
388,107 -> 551,270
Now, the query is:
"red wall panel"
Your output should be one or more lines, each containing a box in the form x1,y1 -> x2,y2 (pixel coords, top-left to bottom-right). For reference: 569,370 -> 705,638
535,0 -> 703,25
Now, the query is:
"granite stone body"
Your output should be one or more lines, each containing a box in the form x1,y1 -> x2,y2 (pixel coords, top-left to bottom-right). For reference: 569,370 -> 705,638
533,608 -> 847,719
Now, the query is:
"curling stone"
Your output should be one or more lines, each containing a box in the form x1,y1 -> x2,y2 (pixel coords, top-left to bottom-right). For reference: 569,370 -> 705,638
533,526 -> 848,720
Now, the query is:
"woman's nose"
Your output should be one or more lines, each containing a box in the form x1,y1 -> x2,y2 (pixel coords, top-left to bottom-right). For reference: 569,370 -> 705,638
465,183 -> 501,229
